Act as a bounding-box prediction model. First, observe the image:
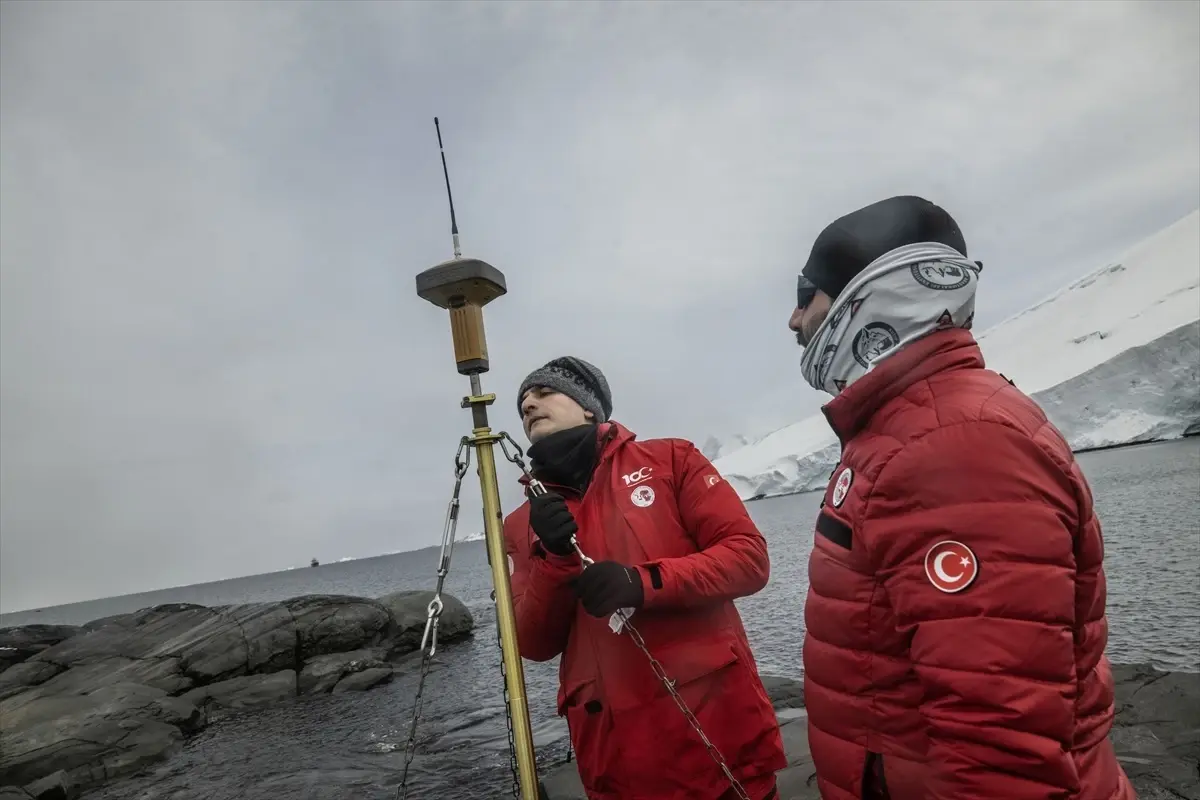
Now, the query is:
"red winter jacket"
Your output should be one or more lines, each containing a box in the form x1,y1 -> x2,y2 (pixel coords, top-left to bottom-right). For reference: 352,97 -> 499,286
503,422 -> 786,800
803,327 -> 1135,800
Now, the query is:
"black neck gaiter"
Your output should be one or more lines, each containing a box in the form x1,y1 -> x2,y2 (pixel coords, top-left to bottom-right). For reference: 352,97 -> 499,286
527,424 -> 599,495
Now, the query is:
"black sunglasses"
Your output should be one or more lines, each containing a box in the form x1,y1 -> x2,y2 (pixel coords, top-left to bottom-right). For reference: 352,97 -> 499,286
797,275 -> 818,309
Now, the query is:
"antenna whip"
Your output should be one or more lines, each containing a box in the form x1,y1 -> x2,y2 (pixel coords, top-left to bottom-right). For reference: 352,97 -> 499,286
434,117 -> 461,259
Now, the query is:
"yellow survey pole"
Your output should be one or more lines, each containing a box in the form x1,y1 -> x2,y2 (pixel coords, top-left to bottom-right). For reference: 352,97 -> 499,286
413,118 -> 541,800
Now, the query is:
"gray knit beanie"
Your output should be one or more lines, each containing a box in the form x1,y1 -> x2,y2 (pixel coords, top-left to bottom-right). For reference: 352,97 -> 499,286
517,356 -> 613,423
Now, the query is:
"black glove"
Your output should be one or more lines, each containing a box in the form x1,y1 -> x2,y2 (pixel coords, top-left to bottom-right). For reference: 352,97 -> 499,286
527,491 -> 577,557
575,561 -> 644,618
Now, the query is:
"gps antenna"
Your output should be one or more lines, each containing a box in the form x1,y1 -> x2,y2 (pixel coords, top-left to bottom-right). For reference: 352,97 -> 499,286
434,117 -> 461,260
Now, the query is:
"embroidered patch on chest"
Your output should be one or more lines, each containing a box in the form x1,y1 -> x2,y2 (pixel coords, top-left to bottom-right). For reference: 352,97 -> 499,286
830,467 -> 853,508
630,484 -> 656,508
924,540 -> 979,593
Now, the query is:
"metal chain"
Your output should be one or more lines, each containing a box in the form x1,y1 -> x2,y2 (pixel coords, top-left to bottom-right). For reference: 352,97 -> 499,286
496,433 -> 533,486
396,646 -> 436,799
397,438 -> 471,800
496,432 -> 751,800
490,584 -> 522,797
611,613 -> 751,800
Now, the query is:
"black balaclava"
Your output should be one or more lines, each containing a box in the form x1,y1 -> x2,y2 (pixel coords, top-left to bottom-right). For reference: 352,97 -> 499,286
528,424 -> 600,494
800,195 -> 970,301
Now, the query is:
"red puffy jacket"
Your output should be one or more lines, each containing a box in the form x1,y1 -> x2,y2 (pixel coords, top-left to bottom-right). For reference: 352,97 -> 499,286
503,421 -> 786,799
804,327 -> 1135,800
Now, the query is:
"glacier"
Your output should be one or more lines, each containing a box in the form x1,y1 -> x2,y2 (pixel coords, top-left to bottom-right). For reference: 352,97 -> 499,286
700,432 -> 763,462
714,208 -> 1200,501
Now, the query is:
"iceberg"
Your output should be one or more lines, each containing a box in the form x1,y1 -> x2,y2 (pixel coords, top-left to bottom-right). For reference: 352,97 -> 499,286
715,209 -> 1200,501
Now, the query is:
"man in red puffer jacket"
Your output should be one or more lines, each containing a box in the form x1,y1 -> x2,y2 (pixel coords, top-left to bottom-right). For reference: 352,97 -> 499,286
502,356 -> 786,800
788,196 -> 1135,799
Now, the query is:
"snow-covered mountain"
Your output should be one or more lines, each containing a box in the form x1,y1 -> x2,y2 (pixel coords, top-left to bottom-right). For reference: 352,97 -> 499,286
714,208 -> 1200,500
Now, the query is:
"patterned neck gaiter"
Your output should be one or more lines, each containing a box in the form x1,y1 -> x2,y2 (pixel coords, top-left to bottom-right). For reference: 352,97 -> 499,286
800,242 -> 981,395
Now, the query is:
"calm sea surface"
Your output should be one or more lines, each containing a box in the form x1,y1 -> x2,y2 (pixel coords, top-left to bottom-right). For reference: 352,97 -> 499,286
3,437 -> 1197,800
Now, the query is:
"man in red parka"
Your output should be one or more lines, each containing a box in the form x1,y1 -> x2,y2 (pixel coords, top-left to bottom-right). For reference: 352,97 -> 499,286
788,195 -> 1135,800
502,356 -> 786,800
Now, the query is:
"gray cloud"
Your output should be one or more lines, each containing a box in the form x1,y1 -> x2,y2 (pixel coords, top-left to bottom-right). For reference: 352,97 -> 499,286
2,0 -> 1197,611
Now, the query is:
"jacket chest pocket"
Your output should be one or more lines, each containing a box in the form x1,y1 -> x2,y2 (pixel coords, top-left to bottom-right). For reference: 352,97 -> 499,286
578,479 -> 694,565
616,492 -> 695,564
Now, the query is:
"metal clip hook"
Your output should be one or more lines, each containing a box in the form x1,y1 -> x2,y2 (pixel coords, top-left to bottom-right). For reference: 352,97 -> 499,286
421,595 -> 444,656
571,538 -> 594,567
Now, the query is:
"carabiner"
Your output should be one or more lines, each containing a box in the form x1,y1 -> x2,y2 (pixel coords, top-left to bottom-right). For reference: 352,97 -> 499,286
420,595 -> 444,655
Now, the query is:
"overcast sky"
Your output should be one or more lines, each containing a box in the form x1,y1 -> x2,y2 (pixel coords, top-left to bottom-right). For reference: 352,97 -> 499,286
2,1 -> 1197,612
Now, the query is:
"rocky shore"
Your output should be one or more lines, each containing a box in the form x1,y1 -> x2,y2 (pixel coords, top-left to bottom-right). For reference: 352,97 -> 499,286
542,665 -> 1200,800
0,591 -> 473,799
3,592 -> 1196,800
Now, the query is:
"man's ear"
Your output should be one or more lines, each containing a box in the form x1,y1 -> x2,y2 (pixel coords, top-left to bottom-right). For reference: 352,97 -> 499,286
583,409 -> 595,421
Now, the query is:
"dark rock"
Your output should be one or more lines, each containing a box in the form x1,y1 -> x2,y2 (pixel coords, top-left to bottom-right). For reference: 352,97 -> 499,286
152,602 -> 296,683
79,604 -> 211,634
0,786 -> 33,799
61,720 -> 183,792
0,682 -> 197,788
376,590 -> 474,656
20,770 -> 71,800
180,671 -> 297,724
31,606 -> 216,672
331,667 -> 393,693
20,655 -> 192,700
760,675 -> 804,709
78,614 -> 128,634
1110,663 -> 1200,799
0,662 -> 65,703
228,603 -> 300,674
285,595 -> 393,659
20,603 -> 299,701
1,682 -> 199,736
298,648 -> 387,695
0,591 -> 474,798
0,626 -> 82,673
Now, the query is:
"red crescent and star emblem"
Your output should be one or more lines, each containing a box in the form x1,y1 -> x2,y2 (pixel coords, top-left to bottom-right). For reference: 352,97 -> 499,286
923,540 -> 978,593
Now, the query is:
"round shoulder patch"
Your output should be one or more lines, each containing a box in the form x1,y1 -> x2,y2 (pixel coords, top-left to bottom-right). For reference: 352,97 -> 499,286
831,467 -> 853,508
924,540 -> 978,593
